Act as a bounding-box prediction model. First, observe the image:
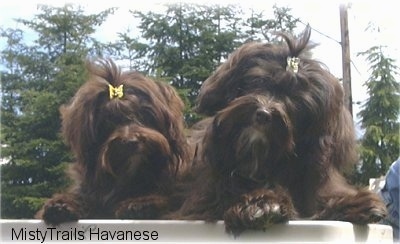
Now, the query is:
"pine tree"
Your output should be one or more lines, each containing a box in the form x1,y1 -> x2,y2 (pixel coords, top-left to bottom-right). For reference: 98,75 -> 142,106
355,44 -> 400,185
131,3 -> 243,125
243,5 -> 300,42
115,29 -> 148,71
0,4 -> 115,218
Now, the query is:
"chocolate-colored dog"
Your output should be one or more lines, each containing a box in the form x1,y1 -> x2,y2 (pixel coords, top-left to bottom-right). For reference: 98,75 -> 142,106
36,59 -> 189,225
174,27 -> 386,235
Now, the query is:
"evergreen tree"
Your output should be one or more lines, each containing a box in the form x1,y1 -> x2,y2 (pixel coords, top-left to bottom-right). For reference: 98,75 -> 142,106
355,44 -> 400,185
242,5 -> 300,42
0,4 -> 115,218
132,3 -> 242,124
115,28 -> 148,71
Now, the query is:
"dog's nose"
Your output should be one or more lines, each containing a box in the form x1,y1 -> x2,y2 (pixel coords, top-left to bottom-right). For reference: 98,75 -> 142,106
255,108 -> 272,124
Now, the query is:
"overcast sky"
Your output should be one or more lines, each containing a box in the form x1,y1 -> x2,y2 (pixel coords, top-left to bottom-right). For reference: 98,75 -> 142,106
1,0 -> 399,131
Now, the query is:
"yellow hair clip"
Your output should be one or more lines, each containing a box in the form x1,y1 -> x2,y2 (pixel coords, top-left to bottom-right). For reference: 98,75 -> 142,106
108,84 -> 124,99
286,57 -> 300,73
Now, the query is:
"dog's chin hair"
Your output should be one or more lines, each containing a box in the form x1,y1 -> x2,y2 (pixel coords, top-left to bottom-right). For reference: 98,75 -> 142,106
237,126 -> 269,154
236,126 -> 270,178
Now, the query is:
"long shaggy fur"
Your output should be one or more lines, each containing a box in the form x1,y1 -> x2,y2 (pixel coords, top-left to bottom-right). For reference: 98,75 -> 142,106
36,59 -> 190,225
174,26 -> 387,235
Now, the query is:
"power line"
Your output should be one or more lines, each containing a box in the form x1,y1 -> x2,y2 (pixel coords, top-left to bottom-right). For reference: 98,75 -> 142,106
299,19 -> 362,75
299,16 -> 363,83
298,20 -> 341,45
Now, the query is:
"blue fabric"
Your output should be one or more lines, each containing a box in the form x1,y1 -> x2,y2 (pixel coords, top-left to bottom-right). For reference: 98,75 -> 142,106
380,158 -> 400,241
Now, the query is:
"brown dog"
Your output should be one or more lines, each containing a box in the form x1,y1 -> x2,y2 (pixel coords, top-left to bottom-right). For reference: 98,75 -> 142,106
36,59 -> 190,225
174,26 -> 387,235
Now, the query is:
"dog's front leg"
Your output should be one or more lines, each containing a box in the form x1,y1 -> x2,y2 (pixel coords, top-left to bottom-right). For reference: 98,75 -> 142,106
223,187 -> 297,236
312,169 -> 387,224
114,194 -> 169,219
313,169 -> 387,224
314,189 -> 387,224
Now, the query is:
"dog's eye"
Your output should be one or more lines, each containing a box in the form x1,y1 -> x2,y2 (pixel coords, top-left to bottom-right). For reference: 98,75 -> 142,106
125,87 -> 151,103
240,77 -> 269,93
140,108 -> 159,128
252,77 -> 266,85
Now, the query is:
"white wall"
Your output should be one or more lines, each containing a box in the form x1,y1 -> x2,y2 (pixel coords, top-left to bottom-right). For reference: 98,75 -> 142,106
0,220 -> 393,243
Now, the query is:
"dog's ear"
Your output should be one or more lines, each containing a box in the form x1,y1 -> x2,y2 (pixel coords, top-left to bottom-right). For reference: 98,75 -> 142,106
155,81 -> 190,173
201,114 -> 233,175
156,81 -> 185,119
60,82 -> 106,164
327,105 -> 358,172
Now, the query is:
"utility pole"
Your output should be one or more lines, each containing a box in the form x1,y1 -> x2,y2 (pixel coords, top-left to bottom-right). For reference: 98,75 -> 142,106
340,4 -> 353,116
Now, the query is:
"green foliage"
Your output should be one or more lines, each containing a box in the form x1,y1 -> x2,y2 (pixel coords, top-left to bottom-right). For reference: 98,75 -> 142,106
115,29 -> 148,70
131,3 -> 242,125
353,45 -> 400,185
244,5 -> 300,42
1,4 -> 114,218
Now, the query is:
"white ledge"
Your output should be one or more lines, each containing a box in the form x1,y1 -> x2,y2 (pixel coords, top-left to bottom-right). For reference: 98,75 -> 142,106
0,219 -> 393,243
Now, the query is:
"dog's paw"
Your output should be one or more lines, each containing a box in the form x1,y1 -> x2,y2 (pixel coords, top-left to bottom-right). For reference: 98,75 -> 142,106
314,190 -> 387,224
226,198 -> 286,228
36,196 -> 81,226
224,187 -> 296,236
115,195 -> 168,219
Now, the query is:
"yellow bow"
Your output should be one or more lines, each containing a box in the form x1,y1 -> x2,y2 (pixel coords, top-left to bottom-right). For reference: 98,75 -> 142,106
286,57 -> 300,73
108,84 -> 124,99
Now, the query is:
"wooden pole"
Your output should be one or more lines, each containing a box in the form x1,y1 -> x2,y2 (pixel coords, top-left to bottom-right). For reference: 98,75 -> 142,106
340,4 -> 353,116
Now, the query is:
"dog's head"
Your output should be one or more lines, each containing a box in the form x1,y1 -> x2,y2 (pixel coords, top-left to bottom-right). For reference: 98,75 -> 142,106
196,26 -> 344,135
198,25 -> 357,174
201,95 -> 295,184
60,59 -> 189,180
